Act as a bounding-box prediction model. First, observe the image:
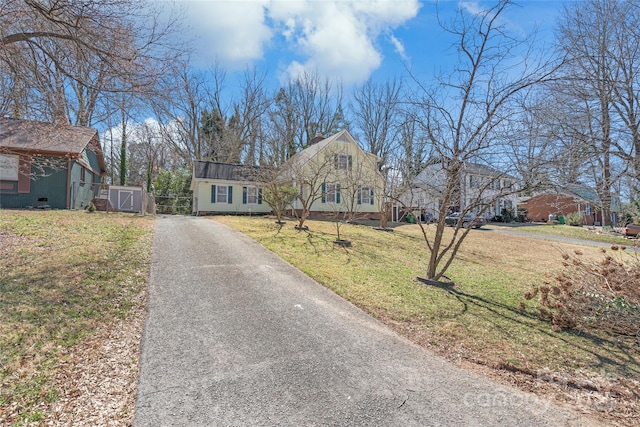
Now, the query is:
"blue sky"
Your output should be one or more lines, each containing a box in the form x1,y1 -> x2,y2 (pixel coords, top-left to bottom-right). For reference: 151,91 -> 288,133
171,0 -> 566,89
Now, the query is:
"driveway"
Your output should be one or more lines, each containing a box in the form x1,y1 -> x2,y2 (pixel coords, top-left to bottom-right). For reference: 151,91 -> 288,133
135,216 -> 598,426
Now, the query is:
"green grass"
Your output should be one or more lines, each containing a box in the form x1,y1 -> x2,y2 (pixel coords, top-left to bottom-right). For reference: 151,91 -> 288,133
0,210 -> 154,425
215,216 -> 639,388
488,222 -> 633,245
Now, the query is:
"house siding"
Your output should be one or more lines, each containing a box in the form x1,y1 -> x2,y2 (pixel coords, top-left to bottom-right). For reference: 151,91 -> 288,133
193,181 -> 271,214
0,158 -> 68,209
297,138 -> 384,215
69,157 -> 101,209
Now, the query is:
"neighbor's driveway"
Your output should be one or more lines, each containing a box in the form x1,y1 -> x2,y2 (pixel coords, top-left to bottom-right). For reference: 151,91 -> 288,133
135,216 -> 597,426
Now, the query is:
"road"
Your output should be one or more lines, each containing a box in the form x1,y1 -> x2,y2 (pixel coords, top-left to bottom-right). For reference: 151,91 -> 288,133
134,216 -> 598,426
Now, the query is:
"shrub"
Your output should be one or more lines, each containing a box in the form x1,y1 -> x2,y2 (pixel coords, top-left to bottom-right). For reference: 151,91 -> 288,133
86,201 -> 96,213
564,211 -> 585,226
524,246 -> 640,345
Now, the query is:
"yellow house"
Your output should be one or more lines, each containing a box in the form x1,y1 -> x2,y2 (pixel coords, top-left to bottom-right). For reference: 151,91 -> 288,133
190,161 -> 272,215
283,130 -> 385,218
191,130 -> 384,218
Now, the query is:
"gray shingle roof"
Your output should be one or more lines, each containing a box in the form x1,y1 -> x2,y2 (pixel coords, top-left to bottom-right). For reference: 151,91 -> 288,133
193,161 -> 262,182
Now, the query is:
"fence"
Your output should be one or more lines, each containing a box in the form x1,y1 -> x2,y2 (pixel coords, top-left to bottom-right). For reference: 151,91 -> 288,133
154,195 -> 192,215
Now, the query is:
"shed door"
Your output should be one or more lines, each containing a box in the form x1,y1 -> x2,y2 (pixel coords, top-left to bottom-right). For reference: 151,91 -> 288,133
118,190 -> 134,211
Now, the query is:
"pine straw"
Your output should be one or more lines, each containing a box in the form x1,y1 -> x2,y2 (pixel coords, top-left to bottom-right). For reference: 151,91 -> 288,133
46,290 -> 146,425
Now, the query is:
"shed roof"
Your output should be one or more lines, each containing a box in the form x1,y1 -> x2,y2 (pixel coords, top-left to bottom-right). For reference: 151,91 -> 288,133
193,161 -> 262,182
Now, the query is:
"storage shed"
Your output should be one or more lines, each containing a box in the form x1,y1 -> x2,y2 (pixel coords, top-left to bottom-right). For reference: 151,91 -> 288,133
107,185 -> 146,213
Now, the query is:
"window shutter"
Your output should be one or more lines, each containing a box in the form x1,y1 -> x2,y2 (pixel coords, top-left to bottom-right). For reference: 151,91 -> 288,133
357,186 -> 361,204
258,188 -> 262,204
228,186 -> 233,204
370,188 -> 374,205
211,185 -> 217,203
336,184 -> 341,203
321,183 -> 326,203
17,156 -> 31,194
242,186 -> 247,204
348,155 -> 352,170
334,155 -> 339,169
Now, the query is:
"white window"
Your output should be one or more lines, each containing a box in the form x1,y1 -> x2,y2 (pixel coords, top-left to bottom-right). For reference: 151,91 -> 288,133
244,186 -> 259,204
359,186 -> 373,204
336,153 -> 352,170
217,185 -> 228,203
212,185 -> 232,204
0,154 -> 19,181
324,183 -> 339,203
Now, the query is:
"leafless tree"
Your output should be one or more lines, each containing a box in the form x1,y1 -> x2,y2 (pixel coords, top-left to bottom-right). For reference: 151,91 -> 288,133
350,78 -> 403,174
410,0 -> 555,282
265,71 -> 347,164
281,148 -> 337,229
554,0 -> 640,224
0,0 -> 185,126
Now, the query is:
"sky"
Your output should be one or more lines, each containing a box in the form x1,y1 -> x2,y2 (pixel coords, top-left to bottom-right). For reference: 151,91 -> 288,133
168,0 -> 566,89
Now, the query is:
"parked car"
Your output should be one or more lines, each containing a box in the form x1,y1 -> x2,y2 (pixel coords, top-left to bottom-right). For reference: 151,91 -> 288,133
444,212 -> 487,229
624,223 -> 640,237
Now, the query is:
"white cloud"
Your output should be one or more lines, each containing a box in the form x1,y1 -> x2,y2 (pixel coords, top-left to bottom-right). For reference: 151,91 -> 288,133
182,0 -> 272,67
177,0 -> 420,84
459,1 -> 486,17
389,34 -> 408,63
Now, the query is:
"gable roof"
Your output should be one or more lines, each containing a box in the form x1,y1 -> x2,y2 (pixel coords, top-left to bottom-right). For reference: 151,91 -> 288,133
0,117 -> 106,175
0,117 -> 100,155
285,129 -> 380,172
412,160 -> 517,185
193,160 -> 262,182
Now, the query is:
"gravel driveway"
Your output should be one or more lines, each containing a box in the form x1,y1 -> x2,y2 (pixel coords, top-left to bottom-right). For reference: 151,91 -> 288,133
134,216 -> 598,426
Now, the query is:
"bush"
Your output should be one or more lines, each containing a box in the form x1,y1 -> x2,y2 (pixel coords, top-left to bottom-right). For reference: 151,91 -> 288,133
501,208 -> 515,223
564,211 -> 585,226
524,247 -> 640,344
86,201 -> 96,213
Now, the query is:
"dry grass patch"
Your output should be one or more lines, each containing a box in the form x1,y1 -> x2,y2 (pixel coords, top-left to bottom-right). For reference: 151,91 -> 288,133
0,210 -> 154,426
215,216 -> 639,426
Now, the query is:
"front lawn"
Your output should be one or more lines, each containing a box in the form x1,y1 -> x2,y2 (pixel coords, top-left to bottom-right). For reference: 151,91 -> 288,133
0,210 -> 154,425
487,222 -> 632,245
215,216 -> 639,425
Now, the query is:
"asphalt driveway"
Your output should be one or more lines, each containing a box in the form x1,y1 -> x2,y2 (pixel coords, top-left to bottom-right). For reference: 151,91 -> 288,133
134,216 -> 598,426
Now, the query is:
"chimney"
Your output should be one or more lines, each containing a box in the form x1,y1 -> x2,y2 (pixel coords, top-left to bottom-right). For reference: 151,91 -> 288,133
310,132 -> 324,145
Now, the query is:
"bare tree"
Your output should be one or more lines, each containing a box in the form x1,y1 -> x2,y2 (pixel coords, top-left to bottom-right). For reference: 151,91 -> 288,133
0,0 -> 184,126
265,71 -> 347,163
281,148 -> 337,229
350,78 -> 403,174
410,0 -> 555,282
554,0 -> 640,225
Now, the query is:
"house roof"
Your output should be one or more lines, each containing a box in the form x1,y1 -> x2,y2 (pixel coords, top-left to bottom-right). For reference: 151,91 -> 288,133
0,117 -> 106,173
0,117 -> 98,154
193,160 -> 262,182
412,160 -> 517,184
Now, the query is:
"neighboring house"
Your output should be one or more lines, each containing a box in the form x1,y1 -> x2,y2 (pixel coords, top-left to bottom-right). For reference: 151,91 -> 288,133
191,161 -> 271,215
0,117 -> 106,209
397,161 -> 518,221
520,185 -> 622,225
283,130 -> 385,219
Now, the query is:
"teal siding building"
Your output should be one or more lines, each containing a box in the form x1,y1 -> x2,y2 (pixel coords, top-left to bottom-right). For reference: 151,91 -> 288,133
0,118 -> 106,209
